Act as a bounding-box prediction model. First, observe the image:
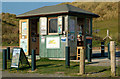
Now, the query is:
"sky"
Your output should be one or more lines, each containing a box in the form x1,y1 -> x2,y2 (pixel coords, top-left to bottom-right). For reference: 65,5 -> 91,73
2,2 -> 65,15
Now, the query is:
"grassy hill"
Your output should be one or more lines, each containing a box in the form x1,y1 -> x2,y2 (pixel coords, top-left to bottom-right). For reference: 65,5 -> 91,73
2,12 -> 19,46
2,2 -> 119,46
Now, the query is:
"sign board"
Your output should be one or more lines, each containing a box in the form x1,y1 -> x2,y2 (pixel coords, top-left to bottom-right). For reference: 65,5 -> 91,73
22,22 -> 27,35
19,19 -> 29,55
11,48 -> 30,68
41,36 -> 45,43
46,37 -> 60,49
40,17 -> 47,35
61,37 -> 66,42
58,16 -> 62,34
11,48 -> 21,68
20,39 -> 28,54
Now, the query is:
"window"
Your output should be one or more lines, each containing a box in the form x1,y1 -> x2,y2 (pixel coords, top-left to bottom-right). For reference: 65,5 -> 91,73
48,17 -> 58,35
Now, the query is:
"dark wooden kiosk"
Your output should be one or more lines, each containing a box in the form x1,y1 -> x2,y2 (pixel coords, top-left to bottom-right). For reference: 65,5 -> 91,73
17,4 -> 99,59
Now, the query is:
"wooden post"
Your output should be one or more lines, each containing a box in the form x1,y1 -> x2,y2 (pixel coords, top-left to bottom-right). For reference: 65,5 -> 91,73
110,41 -> 116,76
80,47 -> 85,75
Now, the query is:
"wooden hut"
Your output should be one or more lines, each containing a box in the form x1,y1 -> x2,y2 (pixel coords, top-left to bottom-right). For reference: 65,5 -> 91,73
17,4 -> 99,59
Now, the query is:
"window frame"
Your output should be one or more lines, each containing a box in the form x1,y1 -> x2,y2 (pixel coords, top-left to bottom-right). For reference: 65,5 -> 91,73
48,17 -> 58,35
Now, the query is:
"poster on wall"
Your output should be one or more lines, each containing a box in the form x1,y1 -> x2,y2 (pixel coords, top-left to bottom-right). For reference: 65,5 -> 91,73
58,16 -> 62,34
22,22 -> 27,35
46,37 -> 60,49
11,48 -> 21,68
41,36 -> 45,43
20,39 -> 28,54
40,17 -> 47,35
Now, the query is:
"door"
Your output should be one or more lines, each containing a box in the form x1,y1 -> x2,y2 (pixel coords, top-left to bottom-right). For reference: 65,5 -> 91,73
29,19 -> 39,55
19,19 -> 29,55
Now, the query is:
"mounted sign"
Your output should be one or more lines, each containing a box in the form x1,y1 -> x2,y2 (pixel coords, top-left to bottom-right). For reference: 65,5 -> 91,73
46,37 -> 60,49
40,17 -> 47,35
61,37 -> 66,42
19,19 -> 29,55
22,22 -> 27,35
58,16 -> 63,34
11,48 -> 30,69
20,39 -> 28,54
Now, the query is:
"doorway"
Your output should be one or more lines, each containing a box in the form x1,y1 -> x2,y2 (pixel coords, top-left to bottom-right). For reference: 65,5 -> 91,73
29,18 -> 39,55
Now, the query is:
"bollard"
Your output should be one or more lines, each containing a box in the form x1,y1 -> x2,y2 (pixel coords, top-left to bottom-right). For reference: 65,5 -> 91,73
108,43 -> 110,59
7,47 -> 10,60
101,42 -> 105,57
31,49 -> 36,71
110,41 -> 116,76
65,46 -> 70,68
87,44 -> 91,62
3,49 -> 7,70
80,47 -> 85,75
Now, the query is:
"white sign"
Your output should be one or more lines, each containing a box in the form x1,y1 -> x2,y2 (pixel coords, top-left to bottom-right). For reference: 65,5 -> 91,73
22,22 -> 27,35
20,39 -> 27,53
46,37 -> 60,49
40,17 -> 47,35
11,48 -> 21,68
41,36 -> 45,43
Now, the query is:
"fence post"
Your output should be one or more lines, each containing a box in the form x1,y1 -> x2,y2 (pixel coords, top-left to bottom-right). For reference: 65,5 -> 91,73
7,47 -> 10,60
65,46 -> 70,68
87,44 -> 91,62
110,41 -> 116,76
101,41 -> 105,57
3,49 -> 7,70
80,47 -> 85,75
108,43 -> 110,59
31,49 -> 36,71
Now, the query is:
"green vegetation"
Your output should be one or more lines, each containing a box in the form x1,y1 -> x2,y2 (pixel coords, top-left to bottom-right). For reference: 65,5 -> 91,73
2,2 -> 119,46
3,58 -> 119,77
2,12 -> 19,46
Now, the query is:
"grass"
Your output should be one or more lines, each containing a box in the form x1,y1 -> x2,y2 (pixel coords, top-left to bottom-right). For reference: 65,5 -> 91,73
93,19 -> 118,40
3,58 -> 119,77
2,42 -> 18,46
92,18 -> 119,47
0,52 -> 2,70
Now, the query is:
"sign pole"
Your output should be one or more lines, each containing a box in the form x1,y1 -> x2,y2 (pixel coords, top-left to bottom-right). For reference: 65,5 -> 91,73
65,46 -> 70,68
31,49 -> 36,71
110,41 -> 116,76
101,41 -> 105,57
7,47 -> 10,60
3,49 -> 7,70
108,43 -> 110,59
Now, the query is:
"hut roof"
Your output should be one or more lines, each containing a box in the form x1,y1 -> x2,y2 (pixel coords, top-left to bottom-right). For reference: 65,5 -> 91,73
17,4 -> 99,18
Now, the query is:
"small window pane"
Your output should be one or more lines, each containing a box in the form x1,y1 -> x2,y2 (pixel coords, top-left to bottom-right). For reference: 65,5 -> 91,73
49,19 -> 58,33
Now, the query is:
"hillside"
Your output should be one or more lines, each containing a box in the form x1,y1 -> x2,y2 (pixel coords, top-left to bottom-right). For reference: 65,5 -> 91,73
58,2 -> 118,21
2,12 -> 19,46
2,2 -> 119,46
